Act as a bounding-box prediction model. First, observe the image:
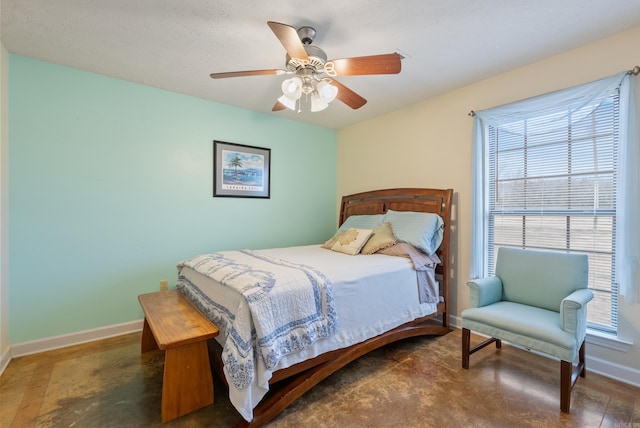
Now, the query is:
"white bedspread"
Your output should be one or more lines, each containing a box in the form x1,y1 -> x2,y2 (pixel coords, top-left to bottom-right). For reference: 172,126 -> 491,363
176,245 -> 439,421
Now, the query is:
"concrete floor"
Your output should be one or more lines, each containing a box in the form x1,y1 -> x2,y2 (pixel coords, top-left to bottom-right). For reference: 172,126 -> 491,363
1,328 -> 638,427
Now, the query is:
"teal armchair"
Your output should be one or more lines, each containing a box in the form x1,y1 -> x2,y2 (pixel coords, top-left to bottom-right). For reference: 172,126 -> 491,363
461,248 -> 593,413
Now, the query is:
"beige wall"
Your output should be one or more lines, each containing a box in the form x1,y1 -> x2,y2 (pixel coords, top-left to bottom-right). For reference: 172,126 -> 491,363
338,27 -> 640,382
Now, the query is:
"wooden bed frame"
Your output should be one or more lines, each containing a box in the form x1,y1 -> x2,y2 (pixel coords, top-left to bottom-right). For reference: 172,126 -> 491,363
208,187 -> 454,427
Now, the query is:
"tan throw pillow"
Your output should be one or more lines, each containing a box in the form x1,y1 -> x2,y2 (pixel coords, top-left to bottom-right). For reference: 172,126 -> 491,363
360,222 -> 397,255
330,228 -> 373,256
321,230 -> 347,249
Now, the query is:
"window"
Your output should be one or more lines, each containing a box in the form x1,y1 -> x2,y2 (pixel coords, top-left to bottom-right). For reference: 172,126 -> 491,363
471,71 -> 639,335
487,94 -> 618,332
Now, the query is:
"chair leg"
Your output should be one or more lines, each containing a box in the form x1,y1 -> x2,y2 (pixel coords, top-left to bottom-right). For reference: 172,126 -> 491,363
560,360 -> 572,413
462,328 -> 502,369
462,328 -> 471,369
560,340 -> 587,413
579,341 -> 586,377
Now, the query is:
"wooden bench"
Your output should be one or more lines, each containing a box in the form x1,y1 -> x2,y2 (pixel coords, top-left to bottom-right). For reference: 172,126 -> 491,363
138,289 -> 219,423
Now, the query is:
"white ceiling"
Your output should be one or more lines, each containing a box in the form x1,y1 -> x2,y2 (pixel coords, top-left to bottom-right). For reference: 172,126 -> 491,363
2,0 -> 640,129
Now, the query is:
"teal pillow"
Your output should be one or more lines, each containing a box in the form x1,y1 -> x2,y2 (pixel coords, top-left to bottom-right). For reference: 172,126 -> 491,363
338,214 -> 385,231
383,210 -> 444,255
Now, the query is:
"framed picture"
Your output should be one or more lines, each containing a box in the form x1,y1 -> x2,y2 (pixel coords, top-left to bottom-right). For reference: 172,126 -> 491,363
213,140 -> 271,198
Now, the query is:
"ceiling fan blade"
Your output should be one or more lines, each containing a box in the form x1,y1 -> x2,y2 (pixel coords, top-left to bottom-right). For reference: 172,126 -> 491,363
267,21 -> 309,61
330,79 -> 367,109
272,101 -> 286,111
329,53 -> 402,76
210,69 -> 281,79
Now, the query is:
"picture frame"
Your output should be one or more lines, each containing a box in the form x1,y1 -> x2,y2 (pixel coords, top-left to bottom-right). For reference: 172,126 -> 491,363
213,140 -> 271,198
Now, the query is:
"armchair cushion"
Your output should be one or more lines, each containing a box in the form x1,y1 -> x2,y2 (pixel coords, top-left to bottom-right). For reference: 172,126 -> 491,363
461,302 -> 578,361
495,248 -> 589,312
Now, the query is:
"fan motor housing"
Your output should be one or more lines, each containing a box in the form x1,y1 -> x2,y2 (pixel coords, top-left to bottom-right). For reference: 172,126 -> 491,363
286,44 -> 328,73
297,26 -> 317,45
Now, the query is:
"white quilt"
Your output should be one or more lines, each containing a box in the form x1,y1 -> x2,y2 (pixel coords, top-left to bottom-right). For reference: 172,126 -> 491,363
177,250 -> 339,388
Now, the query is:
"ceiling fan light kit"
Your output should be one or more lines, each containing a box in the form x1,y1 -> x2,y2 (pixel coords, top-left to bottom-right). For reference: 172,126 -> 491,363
210,21 -> 402,113
278,74 -> 339,113
310,93 -> 329,112
281,77 -> 303,99
277,93 -> 297,111
317,80 -> 338,102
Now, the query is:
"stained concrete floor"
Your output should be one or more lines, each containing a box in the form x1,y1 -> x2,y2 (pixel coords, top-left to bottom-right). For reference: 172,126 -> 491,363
1,328 -> 638,427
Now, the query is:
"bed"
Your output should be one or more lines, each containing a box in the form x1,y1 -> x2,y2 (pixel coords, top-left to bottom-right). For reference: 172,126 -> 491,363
175,187 -> 453,426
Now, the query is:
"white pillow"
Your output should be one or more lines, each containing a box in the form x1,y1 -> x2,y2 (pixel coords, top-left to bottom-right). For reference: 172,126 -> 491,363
331,228 -> 373,255
383,210 -> 444,255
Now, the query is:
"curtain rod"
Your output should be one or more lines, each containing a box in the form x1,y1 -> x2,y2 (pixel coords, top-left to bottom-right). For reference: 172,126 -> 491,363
468,65 -> 640,117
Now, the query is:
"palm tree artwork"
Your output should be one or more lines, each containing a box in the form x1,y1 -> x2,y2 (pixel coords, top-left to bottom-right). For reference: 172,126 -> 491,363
221,149 -> 264,190
228,155 -> 243,181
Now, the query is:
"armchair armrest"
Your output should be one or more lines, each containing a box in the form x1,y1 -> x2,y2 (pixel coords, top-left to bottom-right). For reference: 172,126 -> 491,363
466,276 -> 503,308
560,289 -> 594,340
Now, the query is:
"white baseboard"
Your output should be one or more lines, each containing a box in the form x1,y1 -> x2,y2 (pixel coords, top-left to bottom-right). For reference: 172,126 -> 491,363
10,319 -> 144,358
0,346 -> 10,376
587,355 -> 640,388
449,315 -> 640,388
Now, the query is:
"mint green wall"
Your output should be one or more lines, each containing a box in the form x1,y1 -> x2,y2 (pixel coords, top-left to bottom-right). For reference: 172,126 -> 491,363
9,55 -> 337,343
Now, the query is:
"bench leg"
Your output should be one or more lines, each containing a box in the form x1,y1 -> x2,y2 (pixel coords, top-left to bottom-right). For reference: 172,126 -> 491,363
162,341 -> 214,423
141,318 -> 159,353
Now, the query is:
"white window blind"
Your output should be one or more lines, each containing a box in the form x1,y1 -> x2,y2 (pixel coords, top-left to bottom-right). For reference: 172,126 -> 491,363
486,93 -> 619,332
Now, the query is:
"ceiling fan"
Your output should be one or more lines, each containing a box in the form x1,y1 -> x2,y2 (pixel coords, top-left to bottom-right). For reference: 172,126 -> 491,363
210,21 -> 402,113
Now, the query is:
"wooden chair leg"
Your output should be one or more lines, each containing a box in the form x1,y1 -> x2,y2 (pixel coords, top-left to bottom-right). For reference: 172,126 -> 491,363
560,340 -> 586,413
462,328 -> 471,369
462,327 -> 502,370
560,360 -> 572,413
579,341 -> 586,377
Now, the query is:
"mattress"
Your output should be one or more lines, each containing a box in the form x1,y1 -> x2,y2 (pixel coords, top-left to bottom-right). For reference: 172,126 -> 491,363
176,244 -> 439,421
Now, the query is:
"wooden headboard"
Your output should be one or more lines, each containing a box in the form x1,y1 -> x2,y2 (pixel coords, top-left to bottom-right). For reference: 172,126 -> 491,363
340,188 -> 454,314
